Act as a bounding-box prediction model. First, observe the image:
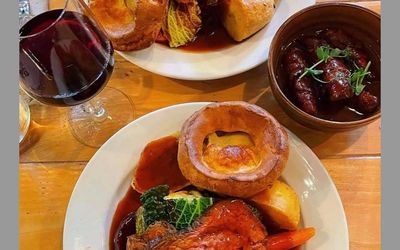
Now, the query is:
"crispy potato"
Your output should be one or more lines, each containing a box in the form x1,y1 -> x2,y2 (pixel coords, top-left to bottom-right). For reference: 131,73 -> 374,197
219,0 -> 276,41
250,180 -> 300,230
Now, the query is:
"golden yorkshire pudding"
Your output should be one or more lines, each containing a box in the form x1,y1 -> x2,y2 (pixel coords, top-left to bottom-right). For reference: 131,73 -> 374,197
178,102 -> 289,198
89,0 -> 168,51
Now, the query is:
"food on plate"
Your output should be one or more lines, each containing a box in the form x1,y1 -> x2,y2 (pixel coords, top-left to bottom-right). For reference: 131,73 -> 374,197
161,0 -> 202,47
202,131 -> 260,174
110,102 -> 315,250
178,102 -> 289,198
219,0 -> 276,42
280,27 -> 380,120
264,227 -> 315,250
250,180 -> 300,230
127,198 -> 315,250
134,185 -> 214,233
89,0 -> 168,51
89,0 -> 278,51
131,136 -> 189,193
88,0 -> 137,43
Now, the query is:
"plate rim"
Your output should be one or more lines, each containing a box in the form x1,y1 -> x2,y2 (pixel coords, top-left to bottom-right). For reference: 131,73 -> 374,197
63,101 -> 349,249
116,50 -> 266,81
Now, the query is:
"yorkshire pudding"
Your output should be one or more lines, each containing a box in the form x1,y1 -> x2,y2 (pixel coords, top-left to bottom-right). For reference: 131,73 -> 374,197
178,102 -> 289,198
89,0 -> 168,51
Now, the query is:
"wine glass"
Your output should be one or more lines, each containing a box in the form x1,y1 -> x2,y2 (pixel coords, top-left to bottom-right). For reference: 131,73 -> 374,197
19,0 -> 134,147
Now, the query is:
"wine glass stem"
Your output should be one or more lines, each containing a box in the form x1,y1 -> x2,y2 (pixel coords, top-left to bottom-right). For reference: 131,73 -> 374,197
84,99 -> 108,123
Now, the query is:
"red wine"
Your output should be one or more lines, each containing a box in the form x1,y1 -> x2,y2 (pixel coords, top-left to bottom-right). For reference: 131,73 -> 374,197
19,9 -> 114,106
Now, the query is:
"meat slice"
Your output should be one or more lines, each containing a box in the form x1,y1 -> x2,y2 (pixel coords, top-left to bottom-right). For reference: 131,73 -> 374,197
127,200 -> 315,250
127,221 -> 176,250
127,200 -> 268,249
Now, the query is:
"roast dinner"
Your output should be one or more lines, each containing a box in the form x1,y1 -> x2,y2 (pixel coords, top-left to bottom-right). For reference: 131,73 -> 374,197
110,102 -> 316,250
88,0 -> 279,51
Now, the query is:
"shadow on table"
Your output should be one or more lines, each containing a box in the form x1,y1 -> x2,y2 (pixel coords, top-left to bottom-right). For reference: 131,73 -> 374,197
169,62 -> 269,94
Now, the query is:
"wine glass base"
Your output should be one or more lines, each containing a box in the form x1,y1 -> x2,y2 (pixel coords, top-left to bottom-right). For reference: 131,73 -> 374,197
19,94 -> 31,144
68,87 -> 135,148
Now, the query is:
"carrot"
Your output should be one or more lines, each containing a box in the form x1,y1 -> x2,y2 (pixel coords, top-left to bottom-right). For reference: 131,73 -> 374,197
265,227 -> 316,250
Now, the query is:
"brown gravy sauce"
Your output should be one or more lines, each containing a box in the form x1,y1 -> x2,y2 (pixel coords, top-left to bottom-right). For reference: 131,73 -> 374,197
158,4 -> 237,52
109,187 -> 141,250
110,135 -> 188,250
132,135 -> 188,193
180,23 -> 236,52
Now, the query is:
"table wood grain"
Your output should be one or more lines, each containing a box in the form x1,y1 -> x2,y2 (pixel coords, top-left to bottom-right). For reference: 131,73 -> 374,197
20,1 -> 381,249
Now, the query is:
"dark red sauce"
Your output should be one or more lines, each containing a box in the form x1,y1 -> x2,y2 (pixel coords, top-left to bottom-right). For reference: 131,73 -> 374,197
110,135 -> 189,250
133,135 -> 188,193
109,187 -> 141,250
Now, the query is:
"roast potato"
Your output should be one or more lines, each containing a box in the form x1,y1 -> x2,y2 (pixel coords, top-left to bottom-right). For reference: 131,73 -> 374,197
219,0 -> 276,41
250,180 -> 300,230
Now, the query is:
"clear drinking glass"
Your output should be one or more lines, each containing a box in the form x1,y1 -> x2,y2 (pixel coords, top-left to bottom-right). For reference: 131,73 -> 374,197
19,94 -> 31,144
19,0 -> 134,147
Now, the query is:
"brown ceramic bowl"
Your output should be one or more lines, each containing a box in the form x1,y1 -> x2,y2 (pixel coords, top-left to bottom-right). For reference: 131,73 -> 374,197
268,3 -> 381,131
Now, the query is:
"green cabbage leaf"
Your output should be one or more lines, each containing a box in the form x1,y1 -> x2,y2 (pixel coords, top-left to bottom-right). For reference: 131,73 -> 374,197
135,185 -> 213,234
162,0 -> 202,48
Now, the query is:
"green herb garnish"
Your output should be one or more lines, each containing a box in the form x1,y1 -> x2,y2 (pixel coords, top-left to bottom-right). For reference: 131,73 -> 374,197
299,45 -> 351,81
350,61 -> 371,96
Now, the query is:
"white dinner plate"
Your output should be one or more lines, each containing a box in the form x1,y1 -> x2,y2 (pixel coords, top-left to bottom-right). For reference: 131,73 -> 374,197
63,102 -> 348,250
115,0 -> 315,80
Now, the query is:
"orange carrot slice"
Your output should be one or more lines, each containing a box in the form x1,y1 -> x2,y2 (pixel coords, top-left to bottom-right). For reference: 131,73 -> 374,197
266,227 -> 316,250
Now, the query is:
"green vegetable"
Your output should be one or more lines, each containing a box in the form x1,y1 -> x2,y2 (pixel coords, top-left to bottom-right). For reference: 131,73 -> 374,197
350,61 -> 371,96
138,186 -> 214,232
135,206 -> 146,235
162,0 -> 202,48
299,45 -> 351,81
140,185 -> 170,228
165,190 -> 214,230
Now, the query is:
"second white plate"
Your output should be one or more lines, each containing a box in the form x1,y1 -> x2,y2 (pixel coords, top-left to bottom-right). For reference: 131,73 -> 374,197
63,102 -> 348,250
117,0 -> 315,80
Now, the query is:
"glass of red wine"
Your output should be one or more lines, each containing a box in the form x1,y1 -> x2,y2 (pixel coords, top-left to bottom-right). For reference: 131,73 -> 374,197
19,0 -> 134,147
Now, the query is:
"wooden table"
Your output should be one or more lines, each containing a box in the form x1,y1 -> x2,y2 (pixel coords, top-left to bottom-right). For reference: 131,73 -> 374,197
19,0 -> 381,249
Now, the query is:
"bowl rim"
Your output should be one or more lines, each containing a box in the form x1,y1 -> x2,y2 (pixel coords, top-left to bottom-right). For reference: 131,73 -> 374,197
267,2 -> 381,126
